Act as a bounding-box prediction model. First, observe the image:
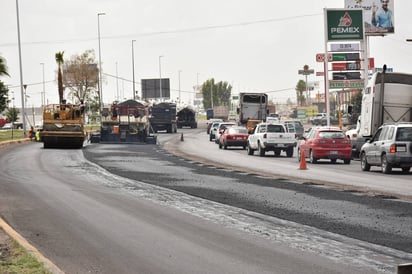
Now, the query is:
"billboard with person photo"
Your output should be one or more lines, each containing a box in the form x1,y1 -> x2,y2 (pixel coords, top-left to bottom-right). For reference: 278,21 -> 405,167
345,0 -> 394,35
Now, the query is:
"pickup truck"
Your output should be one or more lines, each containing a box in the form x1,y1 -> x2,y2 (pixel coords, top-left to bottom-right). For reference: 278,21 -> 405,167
246,122 -> 297,157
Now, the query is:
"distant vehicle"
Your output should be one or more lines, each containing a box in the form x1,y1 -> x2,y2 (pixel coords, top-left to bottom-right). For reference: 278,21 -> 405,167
360,123 -> 412,174
176,107 -> 197,129
347,71 -> 412,157
298,127 -> 351,164
214,122 -> 236,144
149,102 -> 177,133
206,108 -> 214,120
341,114 -> 352,126
1,123 -> 13,130
247,122 -> 296,157
310,113 -> 326,125
209,122 -> 221,141
206,118 -> 223,134
218,126 -> 249,150
283,120 -> 304,138
212,106 -> 229,120
237,93 -> 268,126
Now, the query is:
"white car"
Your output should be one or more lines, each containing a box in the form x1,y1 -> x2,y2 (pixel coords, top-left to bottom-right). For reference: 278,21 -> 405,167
1,123 -> 13,130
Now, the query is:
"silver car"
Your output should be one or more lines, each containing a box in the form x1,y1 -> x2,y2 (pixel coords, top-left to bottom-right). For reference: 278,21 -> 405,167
360,123 -> 412,174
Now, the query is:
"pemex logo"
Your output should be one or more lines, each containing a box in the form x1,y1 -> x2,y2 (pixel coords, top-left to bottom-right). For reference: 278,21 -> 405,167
338,12 -> 352,27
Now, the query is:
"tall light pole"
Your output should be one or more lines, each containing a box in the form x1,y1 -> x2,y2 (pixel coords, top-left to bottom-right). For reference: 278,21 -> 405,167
15,0 -> 26,137
211,79 -> 214,109
159,55 -> 164,101
178,70 -> 182,104
97,12 -> 105,109
115,62 -> 119,101
40,63 -> 45,107
132,40 -> 136,100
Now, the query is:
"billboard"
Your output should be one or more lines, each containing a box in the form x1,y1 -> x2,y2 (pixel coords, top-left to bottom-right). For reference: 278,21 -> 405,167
345,0 -> 394,35
141,78 -> 170,100
326,9 -> 364,41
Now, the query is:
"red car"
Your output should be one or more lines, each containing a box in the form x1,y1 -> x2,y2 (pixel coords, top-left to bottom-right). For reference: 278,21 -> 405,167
297,127 -> 351,164
218,126 -> 249,149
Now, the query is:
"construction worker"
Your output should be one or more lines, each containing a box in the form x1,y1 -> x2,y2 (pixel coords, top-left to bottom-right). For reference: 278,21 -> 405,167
35,129 -> 41,142
28,126 -> 34,141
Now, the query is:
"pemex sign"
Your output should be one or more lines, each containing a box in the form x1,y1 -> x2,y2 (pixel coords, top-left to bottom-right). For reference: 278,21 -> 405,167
326,9 -> 364,41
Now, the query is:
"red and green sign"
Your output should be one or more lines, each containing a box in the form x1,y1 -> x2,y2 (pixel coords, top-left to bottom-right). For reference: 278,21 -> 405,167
326,9 -> 364,41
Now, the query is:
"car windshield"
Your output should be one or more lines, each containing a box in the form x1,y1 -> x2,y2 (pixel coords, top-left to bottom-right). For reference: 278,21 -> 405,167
318,131 -> 345,139
396,127 -> 412,141
228,128 -> 248,134
267,124 -> 285,133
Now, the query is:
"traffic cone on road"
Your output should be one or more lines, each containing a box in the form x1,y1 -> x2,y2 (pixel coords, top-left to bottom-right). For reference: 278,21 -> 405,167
299,149 -> 307,170
180,133 -> 184,142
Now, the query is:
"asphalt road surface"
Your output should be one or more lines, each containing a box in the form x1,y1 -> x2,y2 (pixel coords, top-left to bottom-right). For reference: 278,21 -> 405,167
0,131 -> 411,273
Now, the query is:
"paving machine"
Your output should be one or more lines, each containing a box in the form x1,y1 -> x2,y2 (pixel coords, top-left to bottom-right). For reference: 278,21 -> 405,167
95,99 -> 156,144
40,103 -> 86,148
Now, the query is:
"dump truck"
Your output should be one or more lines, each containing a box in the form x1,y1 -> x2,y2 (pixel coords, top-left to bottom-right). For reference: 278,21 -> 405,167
176,107 -> 197,128
40,103 -> 85,148
149,102 -> 177,133
95,99 -> 156,143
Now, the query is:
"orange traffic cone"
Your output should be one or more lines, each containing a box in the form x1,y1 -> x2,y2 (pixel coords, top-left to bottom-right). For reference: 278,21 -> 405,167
299,149 -> 307,170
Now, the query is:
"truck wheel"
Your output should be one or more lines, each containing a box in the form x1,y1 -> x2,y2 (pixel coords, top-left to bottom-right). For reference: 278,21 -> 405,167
360,152 -> 370,171
286,147 -> 293,157
310,150 -> 317,164
247,143 -> 254,155
381,154 -> 392,174
258,143 -> 265,157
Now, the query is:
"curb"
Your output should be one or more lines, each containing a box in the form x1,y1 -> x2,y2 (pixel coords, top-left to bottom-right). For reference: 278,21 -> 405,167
0,138 -> 65,273
0,217 -> 64,274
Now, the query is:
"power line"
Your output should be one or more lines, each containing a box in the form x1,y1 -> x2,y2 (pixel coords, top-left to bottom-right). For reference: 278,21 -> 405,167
0,13 -> 321,47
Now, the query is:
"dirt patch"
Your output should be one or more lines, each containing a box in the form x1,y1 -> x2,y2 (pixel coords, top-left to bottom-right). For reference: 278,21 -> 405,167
0,228 -> 12,261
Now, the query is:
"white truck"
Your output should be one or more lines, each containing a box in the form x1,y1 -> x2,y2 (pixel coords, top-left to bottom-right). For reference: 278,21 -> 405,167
246,122 -> 297,157
346,71 -> 412,157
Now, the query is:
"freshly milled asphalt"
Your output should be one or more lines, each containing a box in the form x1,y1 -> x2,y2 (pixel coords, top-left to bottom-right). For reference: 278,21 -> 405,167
82,143 -> 412,254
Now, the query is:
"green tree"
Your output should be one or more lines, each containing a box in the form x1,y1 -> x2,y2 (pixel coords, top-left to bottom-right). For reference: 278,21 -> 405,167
295,80 -> 306,107
0,55 -> 9,77
55,51 -> 65,103
0,55 -> 10,112
0,82 -> 9,113
63,49 -> 99,105
201,78 -> 232,109
6,107 -> 19,122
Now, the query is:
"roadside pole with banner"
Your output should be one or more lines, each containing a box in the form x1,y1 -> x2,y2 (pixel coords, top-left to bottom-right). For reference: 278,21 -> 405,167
323,8 -> 365,126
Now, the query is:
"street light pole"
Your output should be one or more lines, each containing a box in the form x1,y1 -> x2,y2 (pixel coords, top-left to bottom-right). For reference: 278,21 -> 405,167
178,70 -> 182,104
159,55 -> 164,101
132,40 -> 136,100
115,62 -> 119,101
15,0 -> 27,137
40,63 -> 45,108
97,12 -> 105,109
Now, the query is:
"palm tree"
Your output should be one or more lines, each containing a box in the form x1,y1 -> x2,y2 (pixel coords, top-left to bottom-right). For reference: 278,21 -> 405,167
0,55 -> 10,77
55,51 -> 64,103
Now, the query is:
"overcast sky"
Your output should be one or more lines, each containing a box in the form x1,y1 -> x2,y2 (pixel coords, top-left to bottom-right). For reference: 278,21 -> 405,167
1,0 -> 411,108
